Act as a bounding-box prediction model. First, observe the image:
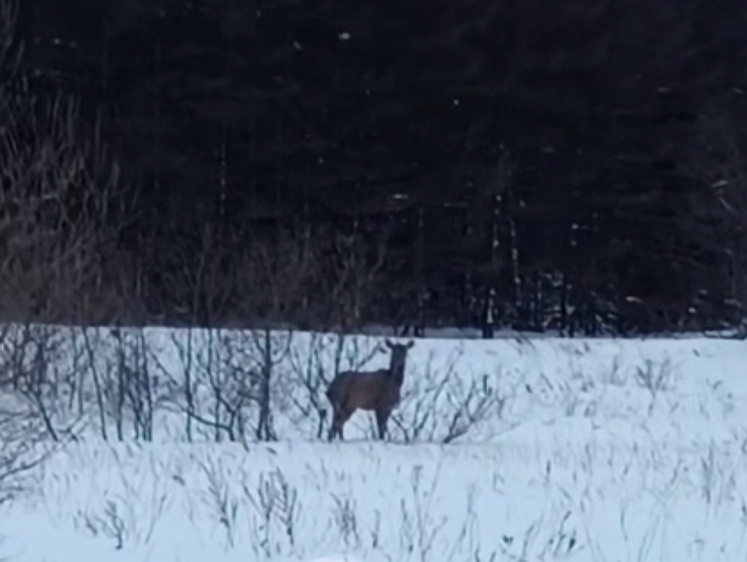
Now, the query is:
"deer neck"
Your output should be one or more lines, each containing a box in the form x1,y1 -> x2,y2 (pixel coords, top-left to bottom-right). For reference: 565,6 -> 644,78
389,362 -> 406,387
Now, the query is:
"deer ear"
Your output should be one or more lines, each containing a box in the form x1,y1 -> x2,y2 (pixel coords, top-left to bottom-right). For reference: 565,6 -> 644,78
406,340 -> 415,349
384,339 -> 394,349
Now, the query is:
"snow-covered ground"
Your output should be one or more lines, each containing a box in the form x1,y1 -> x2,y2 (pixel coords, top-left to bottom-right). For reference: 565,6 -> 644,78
0,327 -> 746,561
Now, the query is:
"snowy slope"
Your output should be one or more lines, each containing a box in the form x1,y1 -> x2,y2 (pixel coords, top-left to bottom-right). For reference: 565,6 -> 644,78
0,329 -> 746,562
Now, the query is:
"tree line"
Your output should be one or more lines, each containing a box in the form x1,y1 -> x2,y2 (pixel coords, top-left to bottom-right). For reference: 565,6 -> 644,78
3,0 -> 747,335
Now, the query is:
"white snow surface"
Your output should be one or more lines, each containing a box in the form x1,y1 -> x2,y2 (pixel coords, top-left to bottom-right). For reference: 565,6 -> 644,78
0,327 -> 746,561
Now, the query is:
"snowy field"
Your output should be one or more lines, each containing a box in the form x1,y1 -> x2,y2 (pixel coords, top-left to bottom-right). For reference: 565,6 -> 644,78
0,326 -> 746,561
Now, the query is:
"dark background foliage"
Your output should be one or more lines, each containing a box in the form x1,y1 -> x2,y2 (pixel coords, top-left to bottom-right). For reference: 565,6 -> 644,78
7,0 -> 747,335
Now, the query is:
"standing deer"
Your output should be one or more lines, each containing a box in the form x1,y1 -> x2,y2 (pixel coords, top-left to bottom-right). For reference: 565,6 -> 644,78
326,339 -> 415,441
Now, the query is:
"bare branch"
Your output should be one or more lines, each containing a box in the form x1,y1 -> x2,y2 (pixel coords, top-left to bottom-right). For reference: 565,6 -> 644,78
0,87 -> 135,323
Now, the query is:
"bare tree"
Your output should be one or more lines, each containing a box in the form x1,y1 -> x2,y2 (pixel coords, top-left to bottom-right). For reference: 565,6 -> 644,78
0,0 -> 135,499
158,223 -> 304,443
229,225 -> 324,441
0,89 -> 133,443
0,394 -> 55,505
153,223 -> 248,442
326,225 -> 391,331
0,83 -> 132,322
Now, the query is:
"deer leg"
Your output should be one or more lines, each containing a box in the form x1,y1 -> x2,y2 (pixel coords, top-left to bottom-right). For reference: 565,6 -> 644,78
328,409 -> 341,441
375,408 -> 391,440
328,407 -> 353,441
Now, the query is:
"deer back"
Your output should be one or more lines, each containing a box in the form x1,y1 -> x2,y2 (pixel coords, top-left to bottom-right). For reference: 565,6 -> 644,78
327,368 -> 400,411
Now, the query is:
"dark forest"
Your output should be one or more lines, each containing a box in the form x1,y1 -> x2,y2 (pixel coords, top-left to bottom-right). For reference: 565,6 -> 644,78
3,0 -> 747,336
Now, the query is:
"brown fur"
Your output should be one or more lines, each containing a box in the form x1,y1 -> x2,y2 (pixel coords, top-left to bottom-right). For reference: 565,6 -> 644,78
326,339 -> 414,441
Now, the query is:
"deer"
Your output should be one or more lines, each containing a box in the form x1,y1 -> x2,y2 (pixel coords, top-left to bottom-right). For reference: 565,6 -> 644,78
325,339 -> 415,441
